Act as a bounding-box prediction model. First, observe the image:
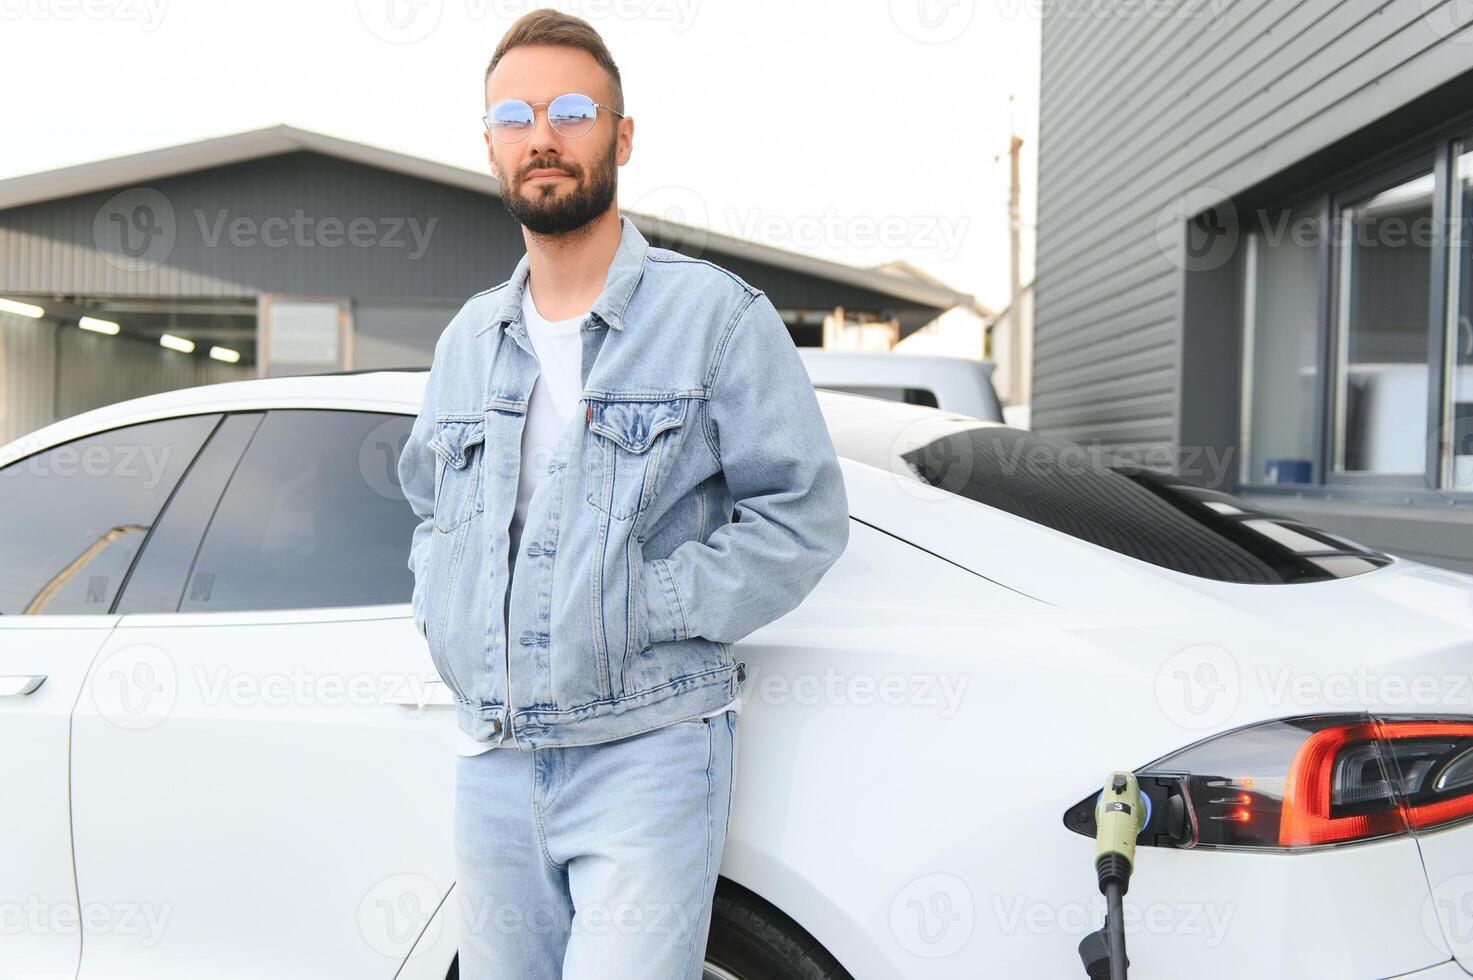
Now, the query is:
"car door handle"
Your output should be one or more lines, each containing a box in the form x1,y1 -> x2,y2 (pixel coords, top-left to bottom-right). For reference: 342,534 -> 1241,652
0,675 -> 46,696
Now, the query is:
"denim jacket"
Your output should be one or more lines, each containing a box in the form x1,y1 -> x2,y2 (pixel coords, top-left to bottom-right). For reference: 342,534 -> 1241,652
397,214 -> 849,748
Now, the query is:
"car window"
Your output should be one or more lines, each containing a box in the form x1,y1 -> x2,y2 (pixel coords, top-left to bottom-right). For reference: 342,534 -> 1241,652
114,413 -> 265,614
819,384 -> 941,408
179,409 -> 417,613
0,414 -> 222,614
835,416 -> 1392,584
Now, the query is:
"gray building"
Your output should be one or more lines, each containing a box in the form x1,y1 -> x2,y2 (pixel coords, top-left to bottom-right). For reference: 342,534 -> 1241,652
1034,4 -> 1473,574
0,125 -> 971,446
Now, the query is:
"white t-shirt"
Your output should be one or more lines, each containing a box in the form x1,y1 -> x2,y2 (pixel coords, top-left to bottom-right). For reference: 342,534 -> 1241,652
456,286 -> 736,756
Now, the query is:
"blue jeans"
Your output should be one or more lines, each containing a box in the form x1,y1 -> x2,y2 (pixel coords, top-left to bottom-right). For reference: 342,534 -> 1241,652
453,712 -> 738,979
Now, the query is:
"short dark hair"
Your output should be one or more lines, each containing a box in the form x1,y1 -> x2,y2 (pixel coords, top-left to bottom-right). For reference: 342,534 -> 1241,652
484,8 -> 624,114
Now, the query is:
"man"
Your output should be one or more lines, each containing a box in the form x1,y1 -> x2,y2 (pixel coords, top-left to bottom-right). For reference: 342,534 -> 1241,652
396,9 -> 849,979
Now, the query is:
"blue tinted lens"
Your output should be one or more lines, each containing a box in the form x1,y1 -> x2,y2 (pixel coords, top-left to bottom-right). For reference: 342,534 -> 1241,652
488,99 -> 533,136
548,93 -> 597,134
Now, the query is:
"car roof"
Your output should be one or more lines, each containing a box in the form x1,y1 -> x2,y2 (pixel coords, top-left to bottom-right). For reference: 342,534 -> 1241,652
0,367 -> 1012,467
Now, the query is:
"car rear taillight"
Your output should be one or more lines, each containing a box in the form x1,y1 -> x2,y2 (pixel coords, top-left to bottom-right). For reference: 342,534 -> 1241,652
1063,714 -> 1473,851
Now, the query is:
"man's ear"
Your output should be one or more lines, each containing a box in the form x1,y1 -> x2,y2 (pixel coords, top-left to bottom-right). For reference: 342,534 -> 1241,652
616,115 -> 634,166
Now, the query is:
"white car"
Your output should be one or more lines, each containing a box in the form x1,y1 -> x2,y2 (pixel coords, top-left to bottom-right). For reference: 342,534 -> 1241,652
3,368 -> 1472,980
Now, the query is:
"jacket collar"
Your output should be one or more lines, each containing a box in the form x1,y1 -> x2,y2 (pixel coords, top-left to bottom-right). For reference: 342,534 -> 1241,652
477,212 -> 649,336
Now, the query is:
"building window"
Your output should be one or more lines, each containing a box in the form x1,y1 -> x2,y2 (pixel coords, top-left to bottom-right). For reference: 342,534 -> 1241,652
1243,205 -> 1321,485
1238,133 -> 1473,501
1332,170 -> 1436,478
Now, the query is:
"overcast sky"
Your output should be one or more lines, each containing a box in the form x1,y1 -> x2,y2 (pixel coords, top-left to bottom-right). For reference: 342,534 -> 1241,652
2,0 -> 1039,310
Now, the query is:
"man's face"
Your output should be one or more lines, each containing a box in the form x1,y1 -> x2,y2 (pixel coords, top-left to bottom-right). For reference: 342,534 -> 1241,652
484,44 -> 632,236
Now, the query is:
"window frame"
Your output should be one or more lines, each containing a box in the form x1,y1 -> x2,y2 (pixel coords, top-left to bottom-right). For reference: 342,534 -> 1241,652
1237,126 -> 1471,507
1324,151 -> 1442,490
0,411 -> 225,616
170,406 -> 418,615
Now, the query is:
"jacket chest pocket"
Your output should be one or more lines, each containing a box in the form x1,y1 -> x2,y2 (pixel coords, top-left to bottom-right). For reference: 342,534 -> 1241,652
584,397 -> 689,521
429,416 -> 485,533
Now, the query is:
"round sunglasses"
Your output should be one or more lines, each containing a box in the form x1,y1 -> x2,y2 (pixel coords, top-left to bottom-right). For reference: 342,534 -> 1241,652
483,92 -> 625,143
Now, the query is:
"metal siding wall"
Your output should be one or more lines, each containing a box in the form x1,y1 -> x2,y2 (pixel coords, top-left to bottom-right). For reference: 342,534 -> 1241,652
55,328 -> 249,420
1035,0 -> 1473,451
0,312 -> 56,447
0,153 -> 521,300
352,302 -> 462,371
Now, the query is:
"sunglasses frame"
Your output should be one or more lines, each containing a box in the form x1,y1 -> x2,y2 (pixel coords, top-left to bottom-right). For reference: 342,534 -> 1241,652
482,92 -> 625,143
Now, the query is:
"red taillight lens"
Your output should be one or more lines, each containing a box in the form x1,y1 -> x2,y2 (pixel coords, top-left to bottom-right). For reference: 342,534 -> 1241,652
1066,714 -> 1473,851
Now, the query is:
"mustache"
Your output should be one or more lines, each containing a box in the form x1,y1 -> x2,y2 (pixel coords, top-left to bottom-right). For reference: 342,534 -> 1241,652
521,162 -> 576,179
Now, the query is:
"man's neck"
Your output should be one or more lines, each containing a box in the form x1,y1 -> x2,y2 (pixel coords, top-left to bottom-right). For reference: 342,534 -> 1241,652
522,207 -> 621,321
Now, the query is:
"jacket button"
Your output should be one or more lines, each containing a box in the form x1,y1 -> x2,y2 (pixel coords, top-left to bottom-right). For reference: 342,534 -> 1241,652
491,718 -> 503,735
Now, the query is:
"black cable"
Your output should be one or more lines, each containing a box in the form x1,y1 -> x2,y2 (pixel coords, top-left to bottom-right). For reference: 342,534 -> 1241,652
1105,880 -> 1127,980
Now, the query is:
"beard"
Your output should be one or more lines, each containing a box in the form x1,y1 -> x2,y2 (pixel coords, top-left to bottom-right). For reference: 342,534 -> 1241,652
498,134 -> 617,236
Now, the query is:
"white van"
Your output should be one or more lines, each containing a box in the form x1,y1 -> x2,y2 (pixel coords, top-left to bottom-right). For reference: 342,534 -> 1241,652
795,348 -> 1005,422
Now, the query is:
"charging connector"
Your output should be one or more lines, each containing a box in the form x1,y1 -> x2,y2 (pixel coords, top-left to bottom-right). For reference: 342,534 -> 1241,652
1078,771 -> 1145,980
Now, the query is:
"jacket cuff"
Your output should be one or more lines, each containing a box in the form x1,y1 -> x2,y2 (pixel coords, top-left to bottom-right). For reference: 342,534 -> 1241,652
641,558 -> 688,643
